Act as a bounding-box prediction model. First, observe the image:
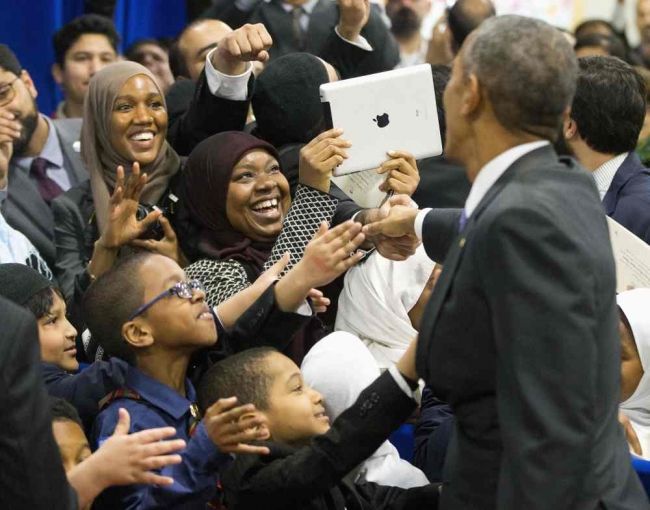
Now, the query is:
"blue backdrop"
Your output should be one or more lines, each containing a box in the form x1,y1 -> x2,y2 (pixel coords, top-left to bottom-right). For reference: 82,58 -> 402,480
0,0 -> 188,115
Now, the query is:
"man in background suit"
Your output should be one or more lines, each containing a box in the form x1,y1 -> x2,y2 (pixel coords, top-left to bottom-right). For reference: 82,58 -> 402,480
0,45 -> 85,268
365,16 -> 648,509
558,56 -> 650,244
203,0 -> 399,76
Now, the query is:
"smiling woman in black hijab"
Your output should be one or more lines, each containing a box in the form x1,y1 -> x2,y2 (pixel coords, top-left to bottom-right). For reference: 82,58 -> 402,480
182,129 -> 349,304
182,128 -> 356,360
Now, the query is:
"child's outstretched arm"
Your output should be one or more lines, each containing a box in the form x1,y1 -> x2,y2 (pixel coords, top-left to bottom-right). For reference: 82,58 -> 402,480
68,408 -> 184,509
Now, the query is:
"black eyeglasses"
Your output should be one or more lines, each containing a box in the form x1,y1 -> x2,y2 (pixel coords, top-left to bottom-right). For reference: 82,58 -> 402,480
0,77 -> 20,107
128,279 -> 205,321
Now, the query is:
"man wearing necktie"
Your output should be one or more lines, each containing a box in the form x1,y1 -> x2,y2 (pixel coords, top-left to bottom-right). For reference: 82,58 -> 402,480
0,45 -> 85,268
365,15 -> 648,510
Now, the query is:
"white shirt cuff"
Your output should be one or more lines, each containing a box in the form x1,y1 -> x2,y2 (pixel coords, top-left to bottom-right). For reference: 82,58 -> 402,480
414,208 -> 432,241
335,26 -> 373,51
296,300 -> 313,317
388,365 -> 418,400
204,48 -> 253,101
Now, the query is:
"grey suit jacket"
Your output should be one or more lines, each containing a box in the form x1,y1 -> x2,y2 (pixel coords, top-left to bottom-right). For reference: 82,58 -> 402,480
417,146 -> 648,509
3,117 -> 85,266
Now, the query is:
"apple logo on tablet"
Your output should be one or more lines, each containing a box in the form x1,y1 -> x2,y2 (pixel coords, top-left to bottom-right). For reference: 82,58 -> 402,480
373,113 -> 390,128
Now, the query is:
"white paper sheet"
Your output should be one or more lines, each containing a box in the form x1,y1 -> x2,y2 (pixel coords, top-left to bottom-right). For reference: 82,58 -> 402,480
331,168 -> 388,209
607,217 -> 650,293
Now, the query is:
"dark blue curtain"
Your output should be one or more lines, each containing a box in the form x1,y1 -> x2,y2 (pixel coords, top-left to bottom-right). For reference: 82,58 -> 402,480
0,0 -> 187,115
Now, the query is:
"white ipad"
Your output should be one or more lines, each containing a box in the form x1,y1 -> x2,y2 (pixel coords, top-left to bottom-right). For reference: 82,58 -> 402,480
320,64 -> 442,176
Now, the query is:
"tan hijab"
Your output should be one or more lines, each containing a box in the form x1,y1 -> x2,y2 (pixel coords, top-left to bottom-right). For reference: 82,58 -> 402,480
80,61 -> 180,233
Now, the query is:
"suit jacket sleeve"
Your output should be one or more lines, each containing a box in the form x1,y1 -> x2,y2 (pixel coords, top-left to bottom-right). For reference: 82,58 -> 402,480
227,371 -> 416,509
43,358 -> 129,431
318,5 -> 399,78
421,208 -> 462,263
224,282 -> 312,353
51,192 -> 87,302
354,480 -> 440,509
478,205 -> 599,509
0,298 -> 77,510
166,71 -> 253,156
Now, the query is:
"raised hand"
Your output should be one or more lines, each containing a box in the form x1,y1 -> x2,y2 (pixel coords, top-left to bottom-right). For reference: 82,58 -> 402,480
308,288 -> 331,314
210,23 -> 273,75
99,162 -> 162,249
0,109 -> 20,187
362,195 -> 419,239
130,215 -> 188,267
299,128 -> 351,193
92,408 -> 185,486
294,220 -> 365,288
338,0 -> 371,41
204,397 -> 270,455
377,150 -> 420,196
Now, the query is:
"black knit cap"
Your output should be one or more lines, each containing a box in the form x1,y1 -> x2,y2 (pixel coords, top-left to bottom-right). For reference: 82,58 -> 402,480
0,263 -> 53,306
0,44 -> 22,75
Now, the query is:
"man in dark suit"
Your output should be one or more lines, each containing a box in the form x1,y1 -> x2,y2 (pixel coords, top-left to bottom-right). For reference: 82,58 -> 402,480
203,0 -> 399,76
0,45 -> 85,268
365,15 -> 648,509
558,56 -> 650,244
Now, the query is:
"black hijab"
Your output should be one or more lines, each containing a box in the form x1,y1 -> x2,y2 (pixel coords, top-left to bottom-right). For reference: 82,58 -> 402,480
182,131 -> 283,275
252,53 -> 330,148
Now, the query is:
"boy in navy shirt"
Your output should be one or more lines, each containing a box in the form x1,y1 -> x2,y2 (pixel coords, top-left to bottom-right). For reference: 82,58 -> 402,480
84,219 -> 366,509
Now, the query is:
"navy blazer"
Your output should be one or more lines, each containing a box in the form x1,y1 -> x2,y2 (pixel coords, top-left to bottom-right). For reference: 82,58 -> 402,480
603,151 -> 650,244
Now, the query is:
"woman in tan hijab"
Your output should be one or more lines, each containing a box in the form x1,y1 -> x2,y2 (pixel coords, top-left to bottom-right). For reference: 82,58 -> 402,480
52,61 -> 184,305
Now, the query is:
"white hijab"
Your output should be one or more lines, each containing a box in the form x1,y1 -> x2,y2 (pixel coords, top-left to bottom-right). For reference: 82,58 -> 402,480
335,246 -> 435,369
301,332 -> 429,488
618,288 -> 650,458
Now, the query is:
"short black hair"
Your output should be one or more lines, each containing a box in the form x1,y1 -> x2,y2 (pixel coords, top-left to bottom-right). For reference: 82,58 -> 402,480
574,19 -> 617,40
82,252 -> 154,365
571,56 -> 646,154
431,64 -> 451,147
575,33 -> 626,60
24,286 -> 64,320
125,38 -> 168,61
463,15 -> 577,141
169,18 -> 210,79
49,396 -> 83,427
448,0 -> 496,53
198,347 -> 278,413
168,38 -> 189,79
52,14 -> 120,67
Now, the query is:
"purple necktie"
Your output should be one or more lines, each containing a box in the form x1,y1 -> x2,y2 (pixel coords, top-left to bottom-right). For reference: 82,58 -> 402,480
458,209 -> 468,232
30,157 -> 63,203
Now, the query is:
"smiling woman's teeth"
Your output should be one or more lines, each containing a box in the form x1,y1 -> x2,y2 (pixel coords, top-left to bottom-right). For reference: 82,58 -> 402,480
252,198 -> 279,211
131,132 -> 154,141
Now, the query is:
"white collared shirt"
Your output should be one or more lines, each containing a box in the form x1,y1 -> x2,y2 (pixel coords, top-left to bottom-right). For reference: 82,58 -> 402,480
592,152 -> 627,200
414,141 -> 550,239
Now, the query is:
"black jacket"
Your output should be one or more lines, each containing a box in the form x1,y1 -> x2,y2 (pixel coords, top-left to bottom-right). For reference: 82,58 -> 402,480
222,371 -> 439,510
0,297 -> 77,510
417,146 -> 648,509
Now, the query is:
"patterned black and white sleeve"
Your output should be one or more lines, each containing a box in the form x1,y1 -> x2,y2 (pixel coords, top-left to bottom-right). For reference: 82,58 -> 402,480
184,258 -> 250,308
263,185 -> 339,277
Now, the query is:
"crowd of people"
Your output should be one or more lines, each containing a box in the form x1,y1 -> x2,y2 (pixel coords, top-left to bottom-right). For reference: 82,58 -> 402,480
1,0 -> 650,509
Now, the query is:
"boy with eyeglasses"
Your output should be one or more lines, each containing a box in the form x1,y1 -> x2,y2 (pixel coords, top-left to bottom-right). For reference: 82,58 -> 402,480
83,220 -> 365,508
